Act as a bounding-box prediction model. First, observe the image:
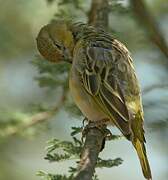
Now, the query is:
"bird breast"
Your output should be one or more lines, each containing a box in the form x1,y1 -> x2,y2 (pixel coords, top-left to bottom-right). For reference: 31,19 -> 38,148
69,66 -> 108,122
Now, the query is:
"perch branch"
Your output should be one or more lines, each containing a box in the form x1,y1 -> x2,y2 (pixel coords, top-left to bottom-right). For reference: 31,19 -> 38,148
130,0 -> 168,59
75,0 -> 109,179
75,126 -> 107,180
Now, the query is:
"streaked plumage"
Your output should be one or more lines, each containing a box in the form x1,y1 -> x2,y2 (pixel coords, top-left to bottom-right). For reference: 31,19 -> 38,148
36,20 -> 152,180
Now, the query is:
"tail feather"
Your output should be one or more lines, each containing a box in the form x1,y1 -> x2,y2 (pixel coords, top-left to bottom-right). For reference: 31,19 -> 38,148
133,139 -> 152,180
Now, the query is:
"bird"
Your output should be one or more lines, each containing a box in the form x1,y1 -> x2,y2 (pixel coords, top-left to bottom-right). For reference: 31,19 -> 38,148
36,20 -> 152,180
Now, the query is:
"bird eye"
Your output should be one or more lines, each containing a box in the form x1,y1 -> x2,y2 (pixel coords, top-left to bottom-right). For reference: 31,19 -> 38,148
54,43 -> 62,50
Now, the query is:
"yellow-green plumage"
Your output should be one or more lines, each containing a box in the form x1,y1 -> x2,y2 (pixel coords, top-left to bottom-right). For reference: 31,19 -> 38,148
36,20 -> 152,179
133,137 -> 152,180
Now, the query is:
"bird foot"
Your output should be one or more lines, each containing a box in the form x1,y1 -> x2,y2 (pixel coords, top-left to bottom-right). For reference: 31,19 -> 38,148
81,118 -> 113,149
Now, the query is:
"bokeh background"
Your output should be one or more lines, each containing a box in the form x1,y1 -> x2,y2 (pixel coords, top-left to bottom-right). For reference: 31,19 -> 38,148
0,0 -> 168,179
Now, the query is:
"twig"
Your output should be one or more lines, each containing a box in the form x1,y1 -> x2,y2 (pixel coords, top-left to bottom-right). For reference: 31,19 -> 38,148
75,0 -> 109,179
130,0 -> 168,59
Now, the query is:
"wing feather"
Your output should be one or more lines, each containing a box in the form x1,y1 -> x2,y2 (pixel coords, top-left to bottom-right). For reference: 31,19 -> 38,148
82,69 -> 100,96
80,45 -> 131,135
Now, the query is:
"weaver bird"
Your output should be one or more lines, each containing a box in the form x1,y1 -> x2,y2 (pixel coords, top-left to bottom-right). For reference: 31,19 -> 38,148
36,20 -> 152,180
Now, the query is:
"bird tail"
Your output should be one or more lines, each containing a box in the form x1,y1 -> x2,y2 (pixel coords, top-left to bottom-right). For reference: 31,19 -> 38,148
133,138 -> 152,180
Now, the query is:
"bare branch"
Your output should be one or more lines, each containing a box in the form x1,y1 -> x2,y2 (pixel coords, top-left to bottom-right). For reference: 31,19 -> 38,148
142,83 -> 168,94
130,0 -> 168,59
7,90 -> 67,136
88,0 -> 109,30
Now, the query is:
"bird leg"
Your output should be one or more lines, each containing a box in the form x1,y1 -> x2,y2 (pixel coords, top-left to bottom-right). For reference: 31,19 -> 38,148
81,118 -> 113,151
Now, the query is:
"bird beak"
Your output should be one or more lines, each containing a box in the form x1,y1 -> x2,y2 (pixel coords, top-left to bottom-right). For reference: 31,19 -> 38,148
63,48 -> 72,63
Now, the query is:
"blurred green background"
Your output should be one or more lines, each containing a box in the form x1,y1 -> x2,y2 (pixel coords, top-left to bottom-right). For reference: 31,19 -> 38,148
0,0 -> 168,179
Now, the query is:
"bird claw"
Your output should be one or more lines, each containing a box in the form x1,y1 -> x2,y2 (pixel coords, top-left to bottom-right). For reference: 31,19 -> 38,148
81,119 -> 112,144
103,128 -> 113,140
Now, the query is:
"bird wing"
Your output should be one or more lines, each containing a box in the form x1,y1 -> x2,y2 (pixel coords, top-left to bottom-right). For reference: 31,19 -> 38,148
75,39 -> 139,136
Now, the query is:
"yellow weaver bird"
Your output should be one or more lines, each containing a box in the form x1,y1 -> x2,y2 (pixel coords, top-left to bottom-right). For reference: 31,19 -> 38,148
36,20 -> 152,180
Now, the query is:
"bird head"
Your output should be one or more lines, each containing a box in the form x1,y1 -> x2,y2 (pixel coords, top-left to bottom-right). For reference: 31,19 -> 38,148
36,20 -> 74,63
